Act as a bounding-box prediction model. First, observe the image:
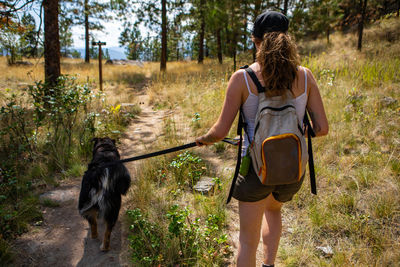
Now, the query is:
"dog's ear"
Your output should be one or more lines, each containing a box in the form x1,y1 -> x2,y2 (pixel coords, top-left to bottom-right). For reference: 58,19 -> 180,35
91,138 -> 99,145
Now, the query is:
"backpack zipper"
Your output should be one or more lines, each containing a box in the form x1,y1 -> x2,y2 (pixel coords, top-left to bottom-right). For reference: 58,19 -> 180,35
254,105 -> 296,135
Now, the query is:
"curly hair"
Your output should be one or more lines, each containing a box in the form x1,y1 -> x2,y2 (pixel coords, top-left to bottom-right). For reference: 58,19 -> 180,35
255,32 -> 300,97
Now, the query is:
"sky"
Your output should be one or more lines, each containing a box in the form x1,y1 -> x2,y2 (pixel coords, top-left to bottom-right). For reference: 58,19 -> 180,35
71,19 -> 124,48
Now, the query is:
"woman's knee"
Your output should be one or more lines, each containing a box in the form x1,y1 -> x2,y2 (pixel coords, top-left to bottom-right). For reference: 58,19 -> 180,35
239,231 -> 260,251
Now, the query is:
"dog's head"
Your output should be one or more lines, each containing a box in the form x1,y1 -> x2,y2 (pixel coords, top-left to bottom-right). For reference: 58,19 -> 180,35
91,137 -> 118,158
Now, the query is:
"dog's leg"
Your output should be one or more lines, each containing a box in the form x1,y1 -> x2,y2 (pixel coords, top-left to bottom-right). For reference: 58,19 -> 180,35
86,210 -> 98,239
100,222 -> 113,251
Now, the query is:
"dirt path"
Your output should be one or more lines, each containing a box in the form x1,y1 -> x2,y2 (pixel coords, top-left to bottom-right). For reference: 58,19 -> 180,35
13,92 -> 167,267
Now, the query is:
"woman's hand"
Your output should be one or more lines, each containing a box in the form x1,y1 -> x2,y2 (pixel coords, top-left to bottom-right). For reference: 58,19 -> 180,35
195,134 -> 220,146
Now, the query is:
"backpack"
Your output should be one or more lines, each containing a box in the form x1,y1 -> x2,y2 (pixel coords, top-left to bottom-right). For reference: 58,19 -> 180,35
227,66 -> 316,203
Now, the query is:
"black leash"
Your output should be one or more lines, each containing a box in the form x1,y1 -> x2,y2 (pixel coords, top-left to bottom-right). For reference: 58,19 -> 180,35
102,138 -> 239,167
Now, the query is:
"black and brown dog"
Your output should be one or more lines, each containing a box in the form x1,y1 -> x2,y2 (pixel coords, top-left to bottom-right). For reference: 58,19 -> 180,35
78,137 -> 131,251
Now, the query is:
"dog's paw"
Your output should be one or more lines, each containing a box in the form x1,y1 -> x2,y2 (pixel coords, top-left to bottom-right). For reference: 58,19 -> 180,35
100,243 -> 110,252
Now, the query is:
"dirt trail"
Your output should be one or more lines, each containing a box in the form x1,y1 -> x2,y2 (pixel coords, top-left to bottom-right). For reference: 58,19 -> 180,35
13,92 -> 167,267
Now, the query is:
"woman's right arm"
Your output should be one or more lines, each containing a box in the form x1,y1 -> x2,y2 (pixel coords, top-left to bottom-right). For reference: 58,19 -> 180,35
305,68 -> 329,137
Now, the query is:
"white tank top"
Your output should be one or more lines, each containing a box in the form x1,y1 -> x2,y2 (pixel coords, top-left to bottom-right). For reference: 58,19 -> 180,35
241,67 -> 308,156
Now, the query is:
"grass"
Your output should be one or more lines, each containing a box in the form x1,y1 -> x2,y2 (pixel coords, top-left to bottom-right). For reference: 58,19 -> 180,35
0,15 -> 399,266
138,15 -> 400,266
124,114 -> 232,265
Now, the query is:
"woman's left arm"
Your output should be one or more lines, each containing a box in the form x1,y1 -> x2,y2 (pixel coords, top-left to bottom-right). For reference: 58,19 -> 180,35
196,71 -> 245,146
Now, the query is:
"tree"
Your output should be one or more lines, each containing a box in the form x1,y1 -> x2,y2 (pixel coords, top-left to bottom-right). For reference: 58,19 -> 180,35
195,0 -> 206,63
43,0 -> 61,85
252,0 -> 262,62
357,0 -> 368,50
309,0 -> 341,44
63,0 -> 112,63
160,0 -> 167,71
227,0 -> 241,69
0,17 -> 23,64
20,13 -> 38,57
116,0 -> 172,71
59,8 -> 74,57
0,0 -> 36,20
119,27 -> 144,60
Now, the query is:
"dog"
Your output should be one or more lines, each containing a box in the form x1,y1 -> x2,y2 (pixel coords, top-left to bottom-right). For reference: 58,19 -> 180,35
78,137 -> 131,251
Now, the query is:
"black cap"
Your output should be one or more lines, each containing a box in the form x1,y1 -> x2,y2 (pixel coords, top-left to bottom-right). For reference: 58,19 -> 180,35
252,11 -> 289,38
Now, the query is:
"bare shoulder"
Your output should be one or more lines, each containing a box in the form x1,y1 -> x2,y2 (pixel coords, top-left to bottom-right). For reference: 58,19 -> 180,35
228,69 -> 246,86
300,66 -> 318,93
302,66 -> 317,83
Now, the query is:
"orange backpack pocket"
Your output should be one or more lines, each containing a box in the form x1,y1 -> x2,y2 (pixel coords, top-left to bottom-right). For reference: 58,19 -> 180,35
260,133 -> 302,185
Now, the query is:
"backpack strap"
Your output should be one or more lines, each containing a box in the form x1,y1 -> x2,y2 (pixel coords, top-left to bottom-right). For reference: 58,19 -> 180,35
244,67 -> 266,93
304,111 -> 317,195
226,106 -> 245,204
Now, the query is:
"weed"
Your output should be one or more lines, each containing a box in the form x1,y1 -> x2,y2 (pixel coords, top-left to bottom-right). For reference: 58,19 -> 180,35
168,151 -> 205,187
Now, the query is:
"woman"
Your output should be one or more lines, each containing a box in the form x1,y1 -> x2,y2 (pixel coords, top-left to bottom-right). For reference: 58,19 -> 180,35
195,11 -> 329,267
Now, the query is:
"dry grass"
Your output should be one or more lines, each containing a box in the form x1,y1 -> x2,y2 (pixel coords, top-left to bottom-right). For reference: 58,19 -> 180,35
142,16 -> 400,266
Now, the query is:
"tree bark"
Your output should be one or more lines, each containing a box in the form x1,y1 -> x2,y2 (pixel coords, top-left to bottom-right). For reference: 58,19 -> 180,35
43,0 -> 60,86
326,27 -> 330,44
283,0 -> 289,15
357,0 -> 368,51
160,0 -> 167,71
84,0 -> 90,63
242,0 -> 248,51
253,0 -> 262,62
198,0 -> 206,64
216,28 -> 222,64
230,2 -> 237,70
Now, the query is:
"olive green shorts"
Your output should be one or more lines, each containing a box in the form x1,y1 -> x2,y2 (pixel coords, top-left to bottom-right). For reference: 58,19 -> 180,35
232,164 -> 305,203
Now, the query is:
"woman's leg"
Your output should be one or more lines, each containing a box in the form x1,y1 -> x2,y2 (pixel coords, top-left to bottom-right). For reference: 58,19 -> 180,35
262,194 -> 283,265
237,198 -> 268,267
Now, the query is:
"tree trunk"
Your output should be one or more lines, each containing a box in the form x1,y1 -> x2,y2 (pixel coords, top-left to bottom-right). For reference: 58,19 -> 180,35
198,0 -> 206,64
326,27 -> 330,44
283,0 -> 289,15
357,0 -> 368,51
242,0 -> 248,51
253,0 -> 262,62
43,0 -> 61,86
225,25 -> 230,55
216,28 -> 222,64
84,0 -> 90,63
233,49 -> 236,70
230,2 -> 237,70
160,0 -> 167,71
